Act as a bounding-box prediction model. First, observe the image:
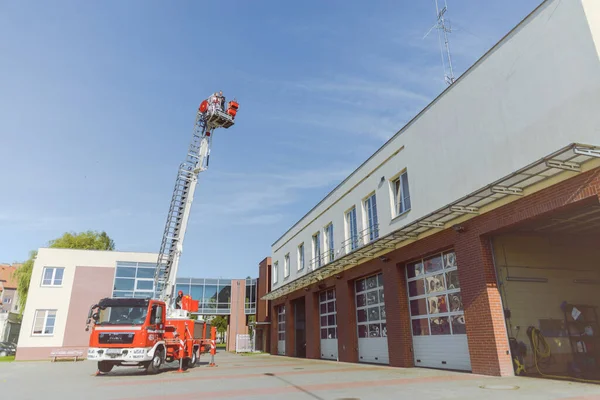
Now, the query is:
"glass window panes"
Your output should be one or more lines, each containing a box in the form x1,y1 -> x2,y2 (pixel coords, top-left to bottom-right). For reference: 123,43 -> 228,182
319,289 -> 337,339
355,273 -> 385,340
278,305 -> 286,341
32,310 -> 57,335
406,250 -> 465,336
136,267 -> 155,279
136,280 -> 153,291
113,262 -> 156,298
42,267 -> 65,286
116,267 -> 136,278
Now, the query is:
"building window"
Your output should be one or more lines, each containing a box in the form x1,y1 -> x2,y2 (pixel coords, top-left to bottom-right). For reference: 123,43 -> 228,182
273,262 -> 279,284
297,243 -> 305,271
319,289 -> 337,339
364,193 -> 379,242
312,231 -> 321,270
32,310 -> 57,336
175,278 -> 232,315
244,278 -> 257,314
323,223 -> 335,263
278,305 -> 286,341
355,273 -> 386,338
345,207 -> 358,251
3,298 -> 11,304
284,253 -> 290,278
392,171 -> 411,216
41,267 -> 64,287
113,262 -> 156,298
406,251 -> 465,336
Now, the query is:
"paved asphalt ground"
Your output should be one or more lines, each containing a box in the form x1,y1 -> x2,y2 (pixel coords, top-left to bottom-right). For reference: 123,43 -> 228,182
2,352 -> 600,399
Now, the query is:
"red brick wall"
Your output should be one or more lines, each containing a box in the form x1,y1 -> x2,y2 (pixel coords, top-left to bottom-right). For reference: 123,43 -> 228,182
257,257 -> 271,324
265,167 -> 600,375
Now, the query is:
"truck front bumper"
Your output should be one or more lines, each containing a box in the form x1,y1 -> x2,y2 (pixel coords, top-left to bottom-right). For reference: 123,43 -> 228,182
87,347 -> 153,363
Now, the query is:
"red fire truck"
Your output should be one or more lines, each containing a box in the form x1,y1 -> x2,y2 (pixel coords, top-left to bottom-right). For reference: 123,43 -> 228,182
85,94 -> 239,374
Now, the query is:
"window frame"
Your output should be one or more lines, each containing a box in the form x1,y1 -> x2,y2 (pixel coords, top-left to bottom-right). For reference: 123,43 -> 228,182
363,192 -> 379,242
406,250 -> 465,336
391,170 -> 411,217
32,309 -> 57,336
41,267 -> 65,287
284,253 -> 290,279
297,243 -> 305,271
324,222 -> 335,263
345,206 -> 359,251
312,231 -> 322,270
273,261 -> 279,284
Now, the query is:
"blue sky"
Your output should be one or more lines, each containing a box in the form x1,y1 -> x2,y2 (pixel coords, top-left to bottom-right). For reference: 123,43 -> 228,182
0,0 -> 541,278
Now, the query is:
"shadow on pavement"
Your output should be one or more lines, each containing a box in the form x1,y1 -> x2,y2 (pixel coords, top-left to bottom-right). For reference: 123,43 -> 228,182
264,372 -> 325,400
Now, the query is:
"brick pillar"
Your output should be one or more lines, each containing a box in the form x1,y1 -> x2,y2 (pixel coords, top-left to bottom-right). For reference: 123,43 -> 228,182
285,299 -> 296,357
305,291 -> 321,359
455,234 -> 514,377
382,265 -> 413,367
270,302 -> 279,355
336,279 -> 358,363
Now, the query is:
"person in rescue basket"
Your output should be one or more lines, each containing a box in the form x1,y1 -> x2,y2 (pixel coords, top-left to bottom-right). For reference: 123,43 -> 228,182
175,290 -> 183,309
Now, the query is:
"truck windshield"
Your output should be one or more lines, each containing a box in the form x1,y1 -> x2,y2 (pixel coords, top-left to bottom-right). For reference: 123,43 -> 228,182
97,306 -> 148,326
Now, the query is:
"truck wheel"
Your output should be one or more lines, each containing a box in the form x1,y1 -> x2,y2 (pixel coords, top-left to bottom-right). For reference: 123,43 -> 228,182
146,349 -> 163,375
186,349 -> 198,368
98,361 -> 113,374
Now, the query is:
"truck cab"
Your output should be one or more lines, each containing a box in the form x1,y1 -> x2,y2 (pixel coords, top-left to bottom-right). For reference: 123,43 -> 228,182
86,297 -> 167,374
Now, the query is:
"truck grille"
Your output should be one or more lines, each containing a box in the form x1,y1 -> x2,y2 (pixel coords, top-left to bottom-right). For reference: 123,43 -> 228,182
98,332 -> 135,345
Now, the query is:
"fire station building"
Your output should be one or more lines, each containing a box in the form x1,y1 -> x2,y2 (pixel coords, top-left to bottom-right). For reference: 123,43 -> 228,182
262,0 -> 600,378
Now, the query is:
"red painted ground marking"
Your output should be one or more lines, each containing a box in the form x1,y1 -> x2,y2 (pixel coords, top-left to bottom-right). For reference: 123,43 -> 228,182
107,366 -> 378,387
118,374 -> 476,399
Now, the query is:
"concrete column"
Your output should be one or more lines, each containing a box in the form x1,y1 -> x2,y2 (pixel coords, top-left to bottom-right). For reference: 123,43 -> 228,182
455,234 -> 514,377
335,279 -> 358,363
382,264 -> 414,367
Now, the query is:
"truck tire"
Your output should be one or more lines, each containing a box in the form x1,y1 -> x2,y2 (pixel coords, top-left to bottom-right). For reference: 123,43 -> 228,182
186,349 -> 198,369
146,348 -> 163,375
98,361 -> 113,374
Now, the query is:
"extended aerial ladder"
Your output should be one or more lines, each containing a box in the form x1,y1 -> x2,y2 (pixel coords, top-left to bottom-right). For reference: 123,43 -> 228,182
154,94 -> 239,310
85,93 -> 239,374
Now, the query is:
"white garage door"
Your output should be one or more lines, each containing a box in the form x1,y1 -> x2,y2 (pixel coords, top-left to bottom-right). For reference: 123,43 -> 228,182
356,273 -> 389,364
277,305 -> 285,355
407,250 -> 471,371
319,288 -> 338,360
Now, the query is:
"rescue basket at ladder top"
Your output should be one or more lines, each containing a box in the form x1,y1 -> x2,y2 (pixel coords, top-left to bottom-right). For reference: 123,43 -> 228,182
199,96 -> 239,130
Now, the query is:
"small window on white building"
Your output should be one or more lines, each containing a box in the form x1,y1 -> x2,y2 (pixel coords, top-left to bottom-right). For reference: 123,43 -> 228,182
324,223 -> 334,263
297,243 -> 305,271
345,206 -> 359,251
32,310 -> 57,336
273,261 -> 279,284
392,171 -> 411,216
41,267 -> 64,287
312,231 -> 322,269
284,253 -> 290,278
364,193 -> 379,242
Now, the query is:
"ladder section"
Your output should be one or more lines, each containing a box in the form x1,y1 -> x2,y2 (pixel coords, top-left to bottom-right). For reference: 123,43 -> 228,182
154,113 -> 208,300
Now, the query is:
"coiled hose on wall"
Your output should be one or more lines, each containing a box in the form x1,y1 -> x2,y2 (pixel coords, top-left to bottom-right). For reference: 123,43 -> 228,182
526,326 -> 600,384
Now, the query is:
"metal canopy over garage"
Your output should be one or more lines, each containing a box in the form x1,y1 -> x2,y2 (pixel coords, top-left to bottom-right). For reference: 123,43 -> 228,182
263,143 -> 600,301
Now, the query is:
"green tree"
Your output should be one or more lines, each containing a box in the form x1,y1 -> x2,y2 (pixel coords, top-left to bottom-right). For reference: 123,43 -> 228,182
14,231 -> 115,314
211,315 -> 228,341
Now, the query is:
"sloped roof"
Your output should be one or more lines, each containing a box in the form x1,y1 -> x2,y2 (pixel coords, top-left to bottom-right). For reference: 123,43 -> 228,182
0,264 -> 19,289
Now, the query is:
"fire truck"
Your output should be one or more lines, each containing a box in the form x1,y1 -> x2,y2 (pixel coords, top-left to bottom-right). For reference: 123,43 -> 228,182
85,94 -> 240,374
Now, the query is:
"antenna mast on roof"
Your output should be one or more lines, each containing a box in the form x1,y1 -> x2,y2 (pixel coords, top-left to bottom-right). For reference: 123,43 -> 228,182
425,0 -> 456,85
